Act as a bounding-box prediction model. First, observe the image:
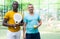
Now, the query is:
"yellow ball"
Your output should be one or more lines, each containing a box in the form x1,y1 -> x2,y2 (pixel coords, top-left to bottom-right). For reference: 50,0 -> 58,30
34,25 -> 37,29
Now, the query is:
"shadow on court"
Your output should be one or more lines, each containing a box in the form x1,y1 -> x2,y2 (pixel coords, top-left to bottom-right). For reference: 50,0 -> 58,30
0,29 -> 60,39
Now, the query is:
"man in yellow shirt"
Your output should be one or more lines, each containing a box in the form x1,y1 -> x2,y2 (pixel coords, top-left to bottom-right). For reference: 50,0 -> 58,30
2,1 -> 23,39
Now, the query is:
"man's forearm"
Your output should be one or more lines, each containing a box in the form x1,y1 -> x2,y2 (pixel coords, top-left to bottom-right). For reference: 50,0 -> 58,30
23,23 -> 26,39
18,23 -> 24,26
3,23 -> 12,27
23,26 -> 26,35
2,18 -> 11,27
38,20 -> 42,27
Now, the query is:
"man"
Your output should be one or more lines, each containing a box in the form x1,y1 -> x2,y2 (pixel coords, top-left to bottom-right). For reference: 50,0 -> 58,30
23,4 -> 42,39
2,1 -> 23,39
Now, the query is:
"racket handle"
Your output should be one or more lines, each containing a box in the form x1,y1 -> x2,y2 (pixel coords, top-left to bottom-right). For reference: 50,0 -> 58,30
16,21 -> 18,24
15,27 -> 16,29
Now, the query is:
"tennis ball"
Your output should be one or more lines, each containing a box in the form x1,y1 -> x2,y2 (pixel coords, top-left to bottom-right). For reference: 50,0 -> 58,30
34,25 -> 37,29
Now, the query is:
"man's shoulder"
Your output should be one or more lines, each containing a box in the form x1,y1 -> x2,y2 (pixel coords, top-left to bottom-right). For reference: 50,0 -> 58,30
24,11 -> 29,16
34,12 -> 40,15
6,10 -> 13,14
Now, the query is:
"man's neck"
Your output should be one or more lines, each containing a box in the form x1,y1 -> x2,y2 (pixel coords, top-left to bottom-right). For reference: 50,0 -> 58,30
30,12 -> 34,15
13,9 -> 18,12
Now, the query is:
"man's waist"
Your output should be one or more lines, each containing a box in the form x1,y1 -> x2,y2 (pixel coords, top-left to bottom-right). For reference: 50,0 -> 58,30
26,30 -> 39,34
8,27 -> 20,32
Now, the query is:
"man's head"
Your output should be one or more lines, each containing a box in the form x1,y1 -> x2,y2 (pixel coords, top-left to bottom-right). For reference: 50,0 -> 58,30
12,1 -> 19,12
28,4 -> 34,13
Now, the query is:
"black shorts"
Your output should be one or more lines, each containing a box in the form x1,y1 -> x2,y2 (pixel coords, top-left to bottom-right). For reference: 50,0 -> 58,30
26,32 -> 41,39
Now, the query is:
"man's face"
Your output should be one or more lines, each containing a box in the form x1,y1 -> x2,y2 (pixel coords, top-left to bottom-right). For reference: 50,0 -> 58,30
12,2 -> 18,10
28,5 -> 34,13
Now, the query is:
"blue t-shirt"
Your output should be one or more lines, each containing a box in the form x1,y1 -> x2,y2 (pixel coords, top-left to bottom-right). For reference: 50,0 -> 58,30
24,12 -> 41,34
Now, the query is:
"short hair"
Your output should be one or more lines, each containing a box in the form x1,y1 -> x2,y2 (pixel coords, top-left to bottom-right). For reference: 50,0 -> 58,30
28,4 -> 33,6
28,4 -> 33,5
12,1 -> 18,5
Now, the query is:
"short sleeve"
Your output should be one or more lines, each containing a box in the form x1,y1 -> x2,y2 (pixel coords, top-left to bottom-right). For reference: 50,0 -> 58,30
4,12 -> 9,19
38,14 -> 41,21
23,16 -> 27,23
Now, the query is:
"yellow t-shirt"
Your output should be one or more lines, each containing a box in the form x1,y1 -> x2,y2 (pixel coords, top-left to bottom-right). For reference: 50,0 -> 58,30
4,11 -> 23,32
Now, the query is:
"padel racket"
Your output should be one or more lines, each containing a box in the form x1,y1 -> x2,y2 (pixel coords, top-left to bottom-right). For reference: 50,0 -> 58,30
14,13 -> 22,28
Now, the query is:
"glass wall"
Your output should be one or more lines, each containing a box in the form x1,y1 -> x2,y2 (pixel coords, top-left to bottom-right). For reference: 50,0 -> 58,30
0,0 -> 60,20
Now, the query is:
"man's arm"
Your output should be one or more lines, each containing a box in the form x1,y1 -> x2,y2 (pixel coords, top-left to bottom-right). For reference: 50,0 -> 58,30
23,23 -> 26,39
18,20 -> 24,26
2,18 -> 15,27
37,14 -> 42,28
37,20 -> 42,28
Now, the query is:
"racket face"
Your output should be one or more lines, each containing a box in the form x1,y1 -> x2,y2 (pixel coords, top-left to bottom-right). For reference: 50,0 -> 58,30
14,13 -> 22,24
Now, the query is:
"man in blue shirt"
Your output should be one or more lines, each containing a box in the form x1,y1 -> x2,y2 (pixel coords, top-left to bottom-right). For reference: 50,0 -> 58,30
23,4 -> 42,39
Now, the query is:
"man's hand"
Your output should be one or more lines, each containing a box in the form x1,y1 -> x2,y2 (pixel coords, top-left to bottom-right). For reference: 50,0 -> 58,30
23,34 -> 26,39
8,24 -> 18,27
8,24 -> 13,27
12,24 -> 19,28
34,25 -> 39,29
34,23 -> 41,29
